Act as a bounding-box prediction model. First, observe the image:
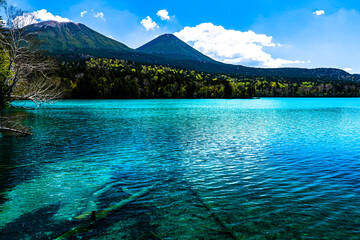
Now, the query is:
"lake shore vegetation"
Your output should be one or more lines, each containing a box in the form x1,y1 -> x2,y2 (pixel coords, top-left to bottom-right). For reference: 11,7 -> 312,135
59,58 -> 360,100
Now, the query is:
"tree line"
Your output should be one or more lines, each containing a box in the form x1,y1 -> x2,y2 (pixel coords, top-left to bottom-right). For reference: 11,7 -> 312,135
58,58 -> 360,99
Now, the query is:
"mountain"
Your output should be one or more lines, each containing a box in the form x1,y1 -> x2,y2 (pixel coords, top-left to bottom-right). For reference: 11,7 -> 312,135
24,21 -> 138,59
136,36 -> 356,80
24,21 -> 204,64
24,21 -> 359,81
137,34 -> 216,63
136,34 -> 356,80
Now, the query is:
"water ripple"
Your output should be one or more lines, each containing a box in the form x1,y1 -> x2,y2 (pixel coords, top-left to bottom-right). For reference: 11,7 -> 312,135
1,99 -> 360,239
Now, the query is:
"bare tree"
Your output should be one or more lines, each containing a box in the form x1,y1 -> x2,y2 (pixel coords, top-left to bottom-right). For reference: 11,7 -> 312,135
0,4 -> 63,108
0,2 -> 63,135
0,116 -> 31,135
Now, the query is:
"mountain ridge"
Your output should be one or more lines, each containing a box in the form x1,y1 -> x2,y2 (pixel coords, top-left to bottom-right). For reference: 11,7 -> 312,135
137,34 -> 216,63
23,21 -> 359,81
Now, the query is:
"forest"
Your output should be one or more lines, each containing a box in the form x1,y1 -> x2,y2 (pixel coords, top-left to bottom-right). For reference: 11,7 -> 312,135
58,58 -> 360,99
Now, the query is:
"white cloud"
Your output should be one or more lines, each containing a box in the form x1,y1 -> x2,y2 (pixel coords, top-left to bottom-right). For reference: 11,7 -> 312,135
140,16 -> 158,31
94,12 -> 105,19
80,11 -> 87,18
342,68 -> 353,73
13,9 -> 71,28
175,23 -> 307,68
313,10 -> 325,16
157,9 -> 171,21
108,35 -> 114,39
29,9 -> 70,22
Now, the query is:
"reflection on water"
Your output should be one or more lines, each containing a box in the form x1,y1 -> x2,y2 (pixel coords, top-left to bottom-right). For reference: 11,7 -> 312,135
1,98 -> 360,239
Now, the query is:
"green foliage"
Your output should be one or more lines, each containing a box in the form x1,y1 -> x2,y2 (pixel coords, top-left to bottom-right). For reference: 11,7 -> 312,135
57,58 -> 360,100
0,14 -> 11,110
0,56 -> 9,108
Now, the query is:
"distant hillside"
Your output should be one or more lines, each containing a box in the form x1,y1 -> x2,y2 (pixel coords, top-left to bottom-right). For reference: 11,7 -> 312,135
24,21 -> 360,82
137,34 -> 216,63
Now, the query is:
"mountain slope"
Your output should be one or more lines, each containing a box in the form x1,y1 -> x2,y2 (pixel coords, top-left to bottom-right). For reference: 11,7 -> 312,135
24,21 -> 136,57
137,34 -> 216,63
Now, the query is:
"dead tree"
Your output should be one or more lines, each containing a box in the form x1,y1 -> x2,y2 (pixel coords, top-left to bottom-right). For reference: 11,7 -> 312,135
0,3 -> 63,135
0,116 -> 31,135
0,4 -> 63,107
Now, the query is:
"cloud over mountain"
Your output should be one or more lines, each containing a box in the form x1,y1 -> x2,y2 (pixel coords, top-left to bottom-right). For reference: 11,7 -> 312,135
13,9 -> 71,28
157,9 -> 171,21
94,12 -> 105,19
80,11 -> 87,17
175,23 -> 307,68
141,16 -> 158,31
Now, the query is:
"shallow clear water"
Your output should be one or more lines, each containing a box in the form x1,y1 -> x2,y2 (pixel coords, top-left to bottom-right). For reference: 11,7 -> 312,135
1,98 -> 360,239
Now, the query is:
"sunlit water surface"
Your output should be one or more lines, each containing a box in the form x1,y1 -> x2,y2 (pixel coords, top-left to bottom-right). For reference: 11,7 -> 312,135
1,98 -> 360,239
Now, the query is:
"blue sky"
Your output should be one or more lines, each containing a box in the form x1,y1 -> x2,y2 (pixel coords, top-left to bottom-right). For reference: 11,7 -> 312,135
6,0 -> 360,72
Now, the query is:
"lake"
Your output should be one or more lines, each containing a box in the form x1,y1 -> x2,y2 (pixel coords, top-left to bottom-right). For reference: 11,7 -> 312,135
1,98 -> 360,239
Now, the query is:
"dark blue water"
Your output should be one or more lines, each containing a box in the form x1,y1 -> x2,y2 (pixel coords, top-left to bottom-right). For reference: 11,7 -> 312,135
1,98 -> 360,239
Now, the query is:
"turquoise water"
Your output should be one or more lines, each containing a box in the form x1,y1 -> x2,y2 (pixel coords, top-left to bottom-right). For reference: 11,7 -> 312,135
1,98 -> 360,239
